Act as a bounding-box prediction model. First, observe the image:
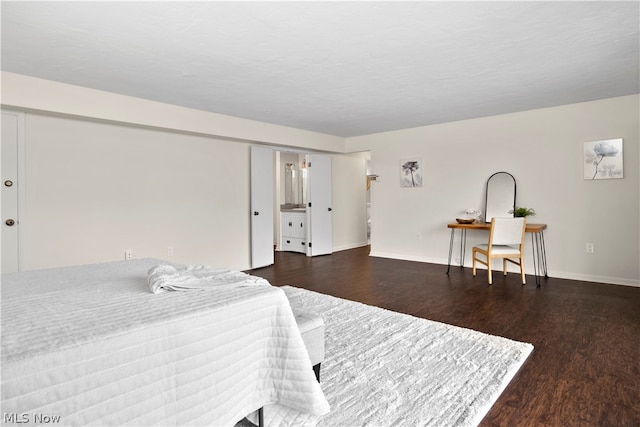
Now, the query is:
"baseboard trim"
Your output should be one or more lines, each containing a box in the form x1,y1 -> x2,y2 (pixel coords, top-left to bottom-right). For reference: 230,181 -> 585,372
549,271 -> 639,288
333,242 -> 369,253
368,251 -> 640,288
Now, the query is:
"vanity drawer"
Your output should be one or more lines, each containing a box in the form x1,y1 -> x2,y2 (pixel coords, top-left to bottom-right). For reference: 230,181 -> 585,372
281,237 -> 307,253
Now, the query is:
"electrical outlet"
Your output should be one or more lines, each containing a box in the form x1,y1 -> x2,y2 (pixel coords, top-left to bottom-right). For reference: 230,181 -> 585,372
586,243 -> 594,254
167,246 -> 174,257
124,250 -> 133,260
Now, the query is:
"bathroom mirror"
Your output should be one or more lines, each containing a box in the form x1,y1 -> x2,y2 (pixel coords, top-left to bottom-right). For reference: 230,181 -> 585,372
284,163 -> 297,204
281,153 -> 307,207
484,172 -> 516,223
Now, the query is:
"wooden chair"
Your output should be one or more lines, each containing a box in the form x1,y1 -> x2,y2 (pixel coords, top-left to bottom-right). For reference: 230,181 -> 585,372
472,217 -> 527,285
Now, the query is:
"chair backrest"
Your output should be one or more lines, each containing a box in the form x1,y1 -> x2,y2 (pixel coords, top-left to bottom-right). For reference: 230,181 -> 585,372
490,217 -> 526,246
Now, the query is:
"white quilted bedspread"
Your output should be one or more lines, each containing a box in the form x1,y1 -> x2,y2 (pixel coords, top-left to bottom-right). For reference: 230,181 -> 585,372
1,259 -> 329,426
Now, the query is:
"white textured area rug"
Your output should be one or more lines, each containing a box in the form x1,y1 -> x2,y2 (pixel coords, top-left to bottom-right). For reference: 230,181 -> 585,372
281,286 -> 534,427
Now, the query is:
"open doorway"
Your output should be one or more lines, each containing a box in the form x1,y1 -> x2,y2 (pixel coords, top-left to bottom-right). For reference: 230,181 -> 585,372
274,150 -> 333,256
254,149 -> 369,267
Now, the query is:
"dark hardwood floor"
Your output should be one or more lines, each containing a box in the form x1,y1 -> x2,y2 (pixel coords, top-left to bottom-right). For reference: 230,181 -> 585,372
249,246 -> 640,427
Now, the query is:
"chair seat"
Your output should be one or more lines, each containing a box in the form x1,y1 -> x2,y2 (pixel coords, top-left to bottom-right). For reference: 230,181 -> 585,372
475,244 -> 521,255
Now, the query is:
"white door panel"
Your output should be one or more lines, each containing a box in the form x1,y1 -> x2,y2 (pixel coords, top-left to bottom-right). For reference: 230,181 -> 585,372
306,154 -> 332,256
250,146 -> 274,268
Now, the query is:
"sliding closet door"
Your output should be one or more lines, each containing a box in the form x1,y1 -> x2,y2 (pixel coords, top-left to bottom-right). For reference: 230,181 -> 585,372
250,146 -> 274,268
306,154 -> 332,256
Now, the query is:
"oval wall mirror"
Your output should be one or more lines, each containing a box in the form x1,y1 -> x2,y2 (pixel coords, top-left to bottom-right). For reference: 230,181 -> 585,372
484,172 -> 516,223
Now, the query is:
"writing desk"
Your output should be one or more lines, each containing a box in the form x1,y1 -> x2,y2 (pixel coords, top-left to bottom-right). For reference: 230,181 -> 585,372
447,222 -> 548,287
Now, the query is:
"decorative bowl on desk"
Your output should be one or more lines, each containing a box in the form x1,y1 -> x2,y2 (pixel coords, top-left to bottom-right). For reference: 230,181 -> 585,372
455,218 -> 476,224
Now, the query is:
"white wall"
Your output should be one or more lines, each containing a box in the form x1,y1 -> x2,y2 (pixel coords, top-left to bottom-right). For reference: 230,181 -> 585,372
1,72 -> 346,152
4,72 -> 637,285
1,73 -> 369,271
13,112 -> 368,271
331,153 -> 369,251
23,113 -> 252,270
347,95 -> 640,286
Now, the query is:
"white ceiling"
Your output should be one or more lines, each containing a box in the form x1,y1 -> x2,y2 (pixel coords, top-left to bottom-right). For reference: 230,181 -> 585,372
2,1 -> 638,138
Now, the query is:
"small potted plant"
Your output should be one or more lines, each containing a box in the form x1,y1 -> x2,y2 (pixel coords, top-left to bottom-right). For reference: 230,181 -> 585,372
510,207 -> 536,217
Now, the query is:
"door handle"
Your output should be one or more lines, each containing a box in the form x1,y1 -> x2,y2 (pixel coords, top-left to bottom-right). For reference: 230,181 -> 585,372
4,180 -> 13,187
253,211 -> 259,216
5,219 -> 15,226
328,207 -> 332,212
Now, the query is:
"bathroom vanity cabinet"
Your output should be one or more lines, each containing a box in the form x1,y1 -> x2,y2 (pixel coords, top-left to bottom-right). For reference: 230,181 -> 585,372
280,210 -> 307,253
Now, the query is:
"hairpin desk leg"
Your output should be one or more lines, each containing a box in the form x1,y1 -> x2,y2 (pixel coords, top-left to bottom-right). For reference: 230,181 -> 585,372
531,231 -> 549,287
446,228 -> 468,274
531,233 -> 540,287
539,230 -> 548,278
447,228 -> 455,274
460,229 -> 466,267
258,407 -> 264,427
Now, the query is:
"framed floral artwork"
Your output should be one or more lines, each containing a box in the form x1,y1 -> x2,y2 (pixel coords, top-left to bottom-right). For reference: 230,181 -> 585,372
583,138 -> 623,180
400,158 -> 423,187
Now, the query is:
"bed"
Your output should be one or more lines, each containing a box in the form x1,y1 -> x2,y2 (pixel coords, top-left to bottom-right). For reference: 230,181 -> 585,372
1,259 -> 329,426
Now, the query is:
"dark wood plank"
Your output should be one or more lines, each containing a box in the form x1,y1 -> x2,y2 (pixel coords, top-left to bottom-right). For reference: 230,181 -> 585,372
249,246 -> 640,426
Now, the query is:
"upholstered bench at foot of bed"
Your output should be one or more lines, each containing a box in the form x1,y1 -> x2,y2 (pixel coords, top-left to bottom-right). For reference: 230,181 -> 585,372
253,310 -> 325,427
292,309 -> 325,382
